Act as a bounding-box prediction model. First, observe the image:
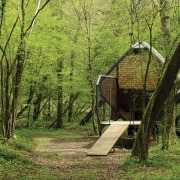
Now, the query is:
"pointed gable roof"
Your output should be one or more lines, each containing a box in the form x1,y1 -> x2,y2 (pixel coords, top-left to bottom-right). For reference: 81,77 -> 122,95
132,41 -> 165,63
106,41 -> 165,76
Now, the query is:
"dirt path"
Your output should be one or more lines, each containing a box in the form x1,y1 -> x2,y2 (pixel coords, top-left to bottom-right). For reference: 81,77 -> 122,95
33,136 -> 131,179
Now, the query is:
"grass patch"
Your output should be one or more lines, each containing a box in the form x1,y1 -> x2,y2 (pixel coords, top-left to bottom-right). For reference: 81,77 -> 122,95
15,127 -> 83,139
121,142 -> 180,180
0,142 -> 31,165
43,152 -> 63,159
0,160 -> 60,180
33,137 -> 52,152
9,137 -> 34,153
64,122 -> 95,135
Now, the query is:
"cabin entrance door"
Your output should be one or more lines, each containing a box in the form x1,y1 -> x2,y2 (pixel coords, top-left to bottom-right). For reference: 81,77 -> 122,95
130,91 -> 149,120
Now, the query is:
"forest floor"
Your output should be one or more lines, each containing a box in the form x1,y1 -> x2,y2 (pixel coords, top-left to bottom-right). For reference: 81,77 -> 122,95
0,127 -> 179,179
31,133 -> 179,180
33,135 -> 130,179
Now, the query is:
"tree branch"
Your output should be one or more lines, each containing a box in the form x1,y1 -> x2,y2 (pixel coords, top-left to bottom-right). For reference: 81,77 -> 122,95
0,0 -> 6,37
24,0 -> 51,36
28,0 -> 42,39
0,16 -> 19,63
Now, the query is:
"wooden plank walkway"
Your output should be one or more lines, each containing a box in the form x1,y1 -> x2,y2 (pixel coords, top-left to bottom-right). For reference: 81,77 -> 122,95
101,120 -> 141,125
87,121 -> 141,156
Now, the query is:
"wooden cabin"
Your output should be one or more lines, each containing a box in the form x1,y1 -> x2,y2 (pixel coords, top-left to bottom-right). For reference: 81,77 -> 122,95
96,41 -> 165,131
86,41 -> 180,155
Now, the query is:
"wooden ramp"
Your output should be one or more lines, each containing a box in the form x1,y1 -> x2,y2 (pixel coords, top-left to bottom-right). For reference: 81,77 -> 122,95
87,121 -> 141,156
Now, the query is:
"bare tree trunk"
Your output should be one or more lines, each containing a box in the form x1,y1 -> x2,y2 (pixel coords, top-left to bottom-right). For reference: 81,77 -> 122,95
159,0 -> 177,149
160,0 -> 171,58
0,0 -> 7,137
57,91 -> 63,128
17,84 -> 35,118
57,59 -> 63,128
68,94 -> 74,122
6,0 -> 26,138
88,37 -> 97,134
141,24 -> 154,160
132,43 -> 180,160
68,49 -> 75,122
0,19 -> 18,138
129,0 -> 136,44
33,94 -> 42,122
162,87 -> 175,149
83,2 -> 98,134
67,32 -> 79,123
48,93 -> 51,119
26,104 -> 31,128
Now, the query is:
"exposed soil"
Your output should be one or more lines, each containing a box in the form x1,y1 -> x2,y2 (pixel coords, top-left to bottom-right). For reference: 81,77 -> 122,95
33,136 -> 131,179
36,137 -> 97,157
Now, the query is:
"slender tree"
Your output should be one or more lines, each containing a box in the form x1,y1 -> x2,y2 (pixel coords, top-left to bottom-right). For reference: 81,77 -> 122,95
57,58 -> 63,128
159,0 -> 177,150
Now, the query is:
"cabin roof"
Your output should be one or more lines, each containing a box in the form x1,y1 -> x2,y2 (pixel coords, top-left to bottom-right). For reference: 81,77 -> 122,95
106,41 -> 165,76
133,42 -> 180,79
132,41 -> 165,63
96,42 -> 180,122
104,41 -> 165,90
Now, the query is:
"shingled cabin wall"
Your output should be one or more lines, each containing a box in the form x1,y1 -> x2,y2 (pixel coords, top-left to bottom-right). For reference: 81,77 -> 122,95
108,55 -> 161,90
101,77 -> 117,109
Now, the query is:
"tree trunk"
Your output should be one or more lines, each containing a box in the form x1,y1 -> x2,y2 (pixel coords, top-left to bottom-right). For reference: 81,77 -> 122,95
79,100 -> 104,125
68,94 -> 74,122
132,43 -> 180,160
57,90 -> 63,128
159,0 -> 177,149
17,84 -> 35,118
48,93 -> 51,119
33,94 -> 42,122
26,104 -> 31,128
0,0 -> 6,136
7,7 -> 26,137
129,0 -> 136,44
56,59 -> 63,128
160,0 -> 171,58
68,49 -> 75,122
162,87 -> 175,150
